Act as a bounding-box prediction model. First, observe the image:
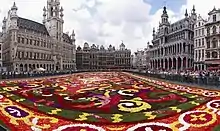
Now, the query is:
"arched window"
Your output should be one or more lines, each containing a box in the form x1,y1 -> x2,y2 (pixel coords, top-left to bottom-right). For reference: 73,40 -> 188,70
212,51 -> 218,58
212,38 -> 217,48
213,26 -> 217,34
165,27 -> 168,34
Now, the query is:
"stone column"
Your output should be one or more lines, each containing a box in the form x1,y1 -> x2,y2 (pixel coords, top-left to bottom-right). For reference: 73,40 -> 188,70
171,59 -> 173,70
176,58 -> 178,71
186,58 -> 188,69
182,43 -> 184,54
181,58 -> 183,70
163,59 -> 166,70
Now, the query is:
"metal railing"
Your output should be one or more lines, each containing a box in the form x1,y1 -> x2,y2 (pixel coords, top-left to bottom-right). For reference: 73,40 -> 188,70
125,70 -> 220,88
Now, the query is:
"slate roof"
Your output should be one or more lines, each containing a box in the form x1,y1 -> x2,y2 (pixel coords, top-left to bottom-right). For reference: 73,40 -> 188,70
208,7 -> 220,15
17,17 -> 49,36
62,33 -> 72,44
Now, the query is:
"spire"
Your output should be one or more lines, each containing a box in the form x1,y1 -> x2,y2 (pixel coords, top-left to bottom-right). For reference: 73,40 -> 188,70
185,9 -> 188,17
71,29 -> 75,43
191,5 -> 197,21
43,6 -> 46,12
3,17 -> 6,23
11,2 -> 18,10
163,6 -> 167,14
192,5 -> 195,12
192,5 -> 196,14
213,6 -> 216,11
153,27 -> 155,37
60,6 -> 64,18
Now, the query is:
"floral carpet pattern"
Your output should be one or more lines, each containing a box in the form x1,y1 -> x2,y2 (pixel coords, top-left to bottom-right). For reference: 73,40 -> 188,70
0,72 -> 220,131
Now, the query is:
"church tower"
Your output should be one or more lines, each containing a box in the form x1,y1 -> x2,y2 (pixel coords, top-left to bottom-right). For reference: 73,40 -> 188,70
159,6 -> 170,36
44,0 -> 64,41
191,5 -> 197,22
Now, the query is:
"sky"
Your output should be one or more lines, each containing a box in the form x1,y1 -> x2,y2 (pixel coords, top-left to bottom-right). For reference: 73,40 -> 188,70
0,0 -> 219,53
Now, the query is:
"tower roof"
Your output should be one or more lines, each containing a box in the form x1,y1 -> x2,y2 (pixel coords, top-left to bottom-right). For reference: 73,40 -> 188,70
161,6 -> 168,18
120,41 -> 125,47
185,9 -> 188,17
11,2 -> 18,10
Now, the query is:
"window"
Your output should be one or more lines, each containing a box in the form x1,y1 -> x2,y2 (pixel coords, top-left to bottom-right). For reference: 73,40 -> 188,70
199,22 -> 201,26
202,28 -> 204,35
199,39 -> 201,47
213,26 -> 217,34
202,49 -> 204,59
202,38 -> 204,46
22,38 -> 24,44
206,52 -> 210,58
207,41 -> 210,48
213,14 -> 216,22
212,38 -> 217,48
199,29 -> 201,36
26,39 -> 29,44
196,30 -> 198,37
198,50 -> 201,59
18,37 -> 20,43
212,51 -> 218,58
207,27 -> 210,35
195,40 -> 198,47
195,50 -> 197,59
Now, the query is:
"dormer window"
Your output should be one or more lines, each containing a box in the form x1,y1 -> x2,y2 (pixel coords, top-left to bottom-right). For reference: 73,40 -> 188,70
213,14 -> 216,22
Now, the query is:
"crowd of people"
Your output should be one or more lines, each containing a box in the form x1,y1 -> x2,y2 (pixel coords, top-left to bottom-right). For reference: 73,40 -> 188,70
0,70 -> 76,80
144,69 -> 220,88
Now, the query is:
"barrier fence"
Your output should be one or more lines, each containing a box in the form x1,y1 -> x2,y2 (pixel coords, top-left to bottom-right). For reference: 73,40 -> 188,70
125,70 -> 220,88
1,70 -> 220,89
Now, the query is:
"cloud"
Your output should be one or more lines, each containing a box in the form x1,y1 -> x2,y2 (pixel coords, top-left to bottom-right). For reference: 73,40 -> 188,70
183,0 -> 219,19
1,0 -> 217,53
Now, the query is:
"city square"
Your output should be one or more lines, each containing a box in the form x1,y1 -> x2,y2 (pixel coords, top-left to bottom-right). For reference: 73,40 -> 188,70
1,72 -> 220,131
0,0 -> 220,130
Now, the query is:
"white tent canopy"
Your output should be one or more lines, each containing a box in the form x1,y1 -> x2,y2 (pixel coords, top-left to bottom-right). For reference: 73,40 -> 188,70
33,68 -> 46,72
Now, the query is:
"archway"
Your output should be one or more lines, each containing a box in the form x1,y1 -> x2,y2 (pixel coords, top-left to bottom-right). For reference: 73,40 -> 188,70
20,64 -> 23,72
161,59 -> 164,69
169,58 -> 172,70
56,62 -> 60,70
165,59 -> 168,70
177,57 -> 181,70
158,60 -> 160,68
183,57 -> 186,69
33,64 -> 36,70
29,64 -> 32,71
188,58 -> 191,68
195,66 -> 198,71
173,58 -> 176,70
24,64 -> 28,72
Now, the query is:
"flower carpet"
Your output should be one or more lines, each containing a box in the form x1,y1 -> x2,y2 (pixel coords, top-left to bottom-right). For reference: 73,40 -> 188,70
0,72 -> 220,131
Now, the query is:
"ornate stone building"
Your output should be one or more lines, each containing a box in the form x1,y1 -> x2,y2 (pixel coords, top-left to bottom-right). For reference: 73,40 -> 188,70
194,15 -> 207,70
1,1 -> 76,72
76,42 -> 131,70
204,7 -> 220,69
133,48 -> 150,70
149,6 -> 196,71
